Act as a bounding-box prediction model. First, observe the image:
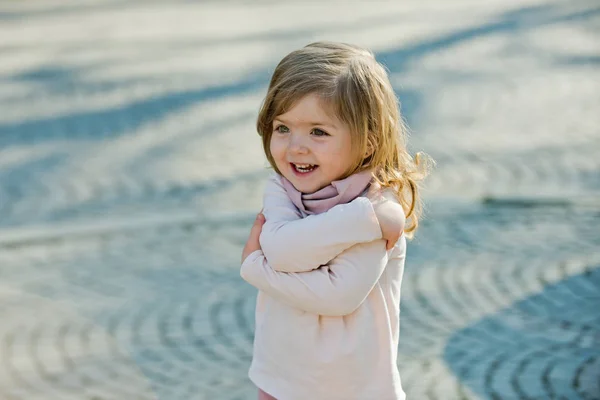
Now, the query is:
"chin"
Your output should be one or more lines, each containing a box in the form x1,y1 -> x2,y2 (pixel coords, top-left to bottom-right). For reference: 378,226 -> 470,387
298,180 -> 327,194
278,165 -> 325,193
290,180 -> 312,193
284,177 -> 317,194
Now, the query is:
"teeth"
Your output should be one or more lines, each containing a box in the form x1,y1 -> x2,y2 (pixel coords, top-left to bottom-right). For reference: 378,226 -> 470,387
293,163 -> 316,172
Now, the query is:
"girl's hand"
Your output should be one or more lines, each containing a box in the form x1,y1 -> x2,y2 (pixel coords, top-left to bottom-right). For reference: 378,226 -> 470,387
241,213 -> 266,263
368,186 -> 405,250
373,200 -> 405,250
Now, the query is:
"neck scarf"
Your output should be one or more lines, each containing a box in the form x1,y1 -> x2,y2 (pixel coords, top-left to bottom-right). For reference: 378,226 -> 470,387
281,170 -> 373,215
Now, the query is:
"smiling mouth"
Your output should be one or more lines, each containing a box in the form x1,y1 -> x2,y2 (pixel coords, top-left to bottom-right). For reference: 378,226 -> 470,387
290,163 -> 318,174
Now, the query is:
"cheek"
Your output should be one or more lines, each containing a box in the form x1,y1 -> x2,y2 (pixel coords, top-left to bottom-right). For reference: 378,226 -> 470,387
329,149 -> 355,174
322,141 -> 352,163
269,137 -> 288,164
269,137 -> 281,157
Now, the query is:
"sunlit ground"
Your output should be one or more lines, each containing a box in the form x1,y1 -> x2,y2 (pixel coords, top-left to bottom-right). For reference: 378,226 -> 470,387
0,1 -> 599,399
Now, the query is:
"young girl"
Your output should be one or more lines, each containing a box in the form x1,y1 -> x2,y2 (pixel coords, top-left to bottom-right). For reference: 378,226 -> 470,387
240,41 -> 429,400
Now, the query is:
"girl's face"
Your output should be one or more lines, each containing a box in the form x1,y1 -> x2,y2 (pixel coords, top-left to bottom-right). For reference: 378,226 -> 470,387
270,93 -> 355,194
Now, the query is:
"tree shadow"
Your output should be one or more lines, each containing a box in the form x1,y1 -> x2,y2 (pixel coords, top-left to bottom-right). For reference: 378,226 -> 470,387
0,69 -> 269,147
442,266 -> 600,399
378,3 -> 600,72
2,1 -> 596,147
0,0 -> 598,226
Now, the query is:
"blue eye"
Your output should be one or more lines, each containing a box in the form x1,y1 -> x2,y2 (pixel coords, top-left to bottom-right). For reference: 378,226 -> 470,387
312,128 -> 330,137
275,125 -> 289,133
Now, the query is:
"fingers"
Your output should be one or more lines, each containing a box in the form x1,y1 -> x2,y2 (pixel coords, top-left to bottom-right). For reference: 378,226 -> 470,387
249,213 -> 265,238
241,213 -> 266,263
385,233 -> 400,250
254,212 -> 265,225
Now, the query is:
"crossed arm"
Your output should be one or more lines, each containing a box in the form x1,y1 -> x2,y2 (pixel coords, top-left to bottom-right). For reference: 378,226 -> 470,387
239,175 -> 402,316
258,174 -> 384,272
241,240 -> 389,316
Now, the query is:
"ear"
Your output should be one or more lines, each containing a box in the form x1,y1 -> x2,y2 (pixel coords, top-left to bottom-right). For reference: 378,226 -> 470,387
364,137 -> 375,158
359,138 -> 376,169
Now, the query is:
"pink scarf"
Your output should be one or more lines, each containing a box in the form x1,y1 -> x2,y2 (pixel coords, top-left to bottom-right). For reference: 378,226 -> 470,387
281,170 -> 373,215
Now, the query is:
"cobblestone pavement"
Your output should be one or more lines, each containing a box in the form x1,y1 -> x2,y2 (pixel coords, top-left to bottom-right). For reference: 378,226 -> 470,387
1,1 -> 599,399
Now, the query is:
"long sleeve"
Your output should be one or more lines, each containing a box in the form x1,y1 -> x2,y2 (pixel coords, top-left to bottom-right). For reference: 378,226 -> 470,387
259,174 -> 382,273
240,239 -> 389,316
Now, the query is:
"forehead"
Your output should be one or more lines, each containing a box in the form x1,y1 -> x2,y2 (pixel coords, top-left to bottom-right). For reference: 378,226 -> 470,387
275,93 -> 340,124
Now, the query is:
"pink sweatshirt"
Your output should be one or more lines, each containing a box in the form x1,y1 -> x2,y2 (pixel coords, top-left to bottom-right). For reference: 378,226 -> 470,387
241,174 -> 407,400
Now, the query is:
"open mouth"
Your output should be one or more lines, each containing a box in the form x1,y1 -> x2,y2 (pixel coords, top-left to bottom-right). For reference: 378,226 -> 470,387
291,163 -> 318,174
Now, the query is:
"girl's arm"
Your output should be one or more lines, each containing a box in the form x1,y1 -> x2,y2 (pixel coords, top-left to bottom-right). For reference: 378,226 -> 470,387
259,174 -> 383,273
241,238 -> 399,316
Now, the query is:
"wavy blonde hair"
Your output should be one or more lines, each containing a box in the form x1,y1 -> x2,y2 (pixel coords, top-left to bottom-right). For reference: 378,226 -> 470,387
257,41 -> 432,238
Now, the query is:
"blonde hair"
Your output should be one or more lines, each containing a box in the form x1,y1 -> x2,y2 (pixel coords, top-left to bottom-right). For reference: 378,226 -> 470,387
257,41 -> 432,238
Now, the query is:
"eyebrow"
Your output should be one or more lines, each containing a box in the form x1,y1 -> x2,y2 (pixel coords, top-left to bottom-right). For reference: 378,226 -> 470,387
273,117 -> 335,128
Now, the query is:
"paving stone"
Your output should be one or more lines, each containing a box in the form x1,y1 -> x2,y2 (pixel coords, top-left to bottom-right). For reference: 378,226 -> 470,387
1,0 -> 599,399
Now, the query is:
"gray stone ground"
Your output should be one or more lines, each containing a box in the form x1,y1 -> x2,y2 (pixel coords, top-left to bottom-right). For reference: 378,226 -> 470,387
0,1 -> 599,399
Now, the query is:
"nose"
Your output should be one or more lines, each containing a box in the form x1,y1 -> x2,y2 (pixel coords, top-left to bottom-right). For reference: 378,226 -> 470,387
288,132 -> 309,154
